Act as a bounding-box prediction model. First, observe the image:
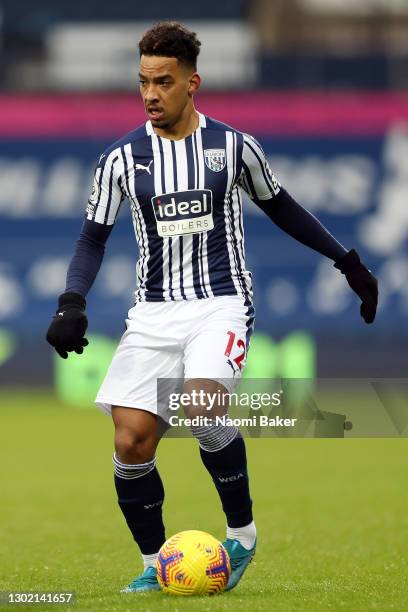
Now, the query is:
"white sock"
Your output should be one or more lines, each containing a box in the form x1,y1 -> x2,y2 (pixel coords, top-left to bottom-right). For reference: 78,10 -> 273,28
142,552 -> 159,570
226,520 -> 257,551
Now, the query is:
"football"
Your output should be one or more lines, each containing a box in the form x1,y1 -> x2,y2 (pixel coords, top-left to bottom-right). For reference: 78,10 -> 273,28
156,530 -> 231,595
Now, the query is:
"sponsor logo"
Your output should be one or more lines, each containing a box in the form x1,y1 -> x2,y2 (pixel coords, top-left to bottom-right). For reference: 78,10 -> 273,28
144,499 -> 163,509
204,148 -> 226,173
151,189 -> 214,237
226,358 -> 240,377
218,473 -> 244,483
88,176 -> 100,207
135,160 -> 153,175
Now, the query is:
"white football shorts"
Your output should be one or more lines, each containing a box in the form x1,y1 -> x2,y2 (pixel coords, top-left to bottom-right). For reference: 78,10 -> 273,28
95,295 -> 255,422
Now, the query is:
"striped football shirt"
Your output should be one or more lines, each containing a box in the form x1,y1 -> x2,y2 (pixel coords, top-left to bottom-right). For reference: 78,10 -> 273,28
86,112 -> 280,303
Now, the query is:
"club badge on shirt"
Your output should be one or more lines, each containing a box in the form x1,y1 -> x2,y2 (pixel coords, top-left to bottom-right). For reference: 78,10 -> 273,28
204,149 -> 226,173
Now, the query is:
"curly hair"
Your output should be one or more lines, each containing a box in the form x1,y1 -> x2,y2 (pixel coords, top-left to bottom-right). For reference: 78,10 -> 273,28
139,21 -> 201,69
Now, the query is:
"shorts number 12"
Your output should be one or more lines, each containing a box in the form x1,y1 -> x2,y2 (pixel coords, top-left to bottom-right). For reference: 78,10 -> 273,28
224,331 -> 246,370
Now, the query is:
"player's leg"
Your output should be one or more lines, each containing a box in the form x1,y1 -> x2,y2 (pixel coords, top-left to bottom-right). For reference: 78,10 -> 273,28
95,301 -> 183,592
183,297 -> 257,589
183,379 -> 256,590
183,378 -> 255,544
112,406 -> 165,584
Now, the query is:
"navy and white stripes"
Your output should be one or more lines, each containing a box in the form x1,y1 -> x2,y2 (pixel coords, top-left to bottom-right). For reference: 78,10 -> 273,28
190,422 -> 239,452
86,114 -> 280,304
113,453 -> 156,479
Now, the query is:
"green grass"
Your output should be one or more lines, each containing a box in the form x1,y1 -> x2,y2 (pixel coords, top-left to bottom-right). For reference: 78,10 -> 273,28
0,390 -> 407,611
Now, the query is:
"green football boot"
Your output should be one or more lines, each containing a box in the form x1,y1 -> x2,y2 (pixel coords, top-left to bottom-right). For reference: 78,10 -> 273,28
223,538 -> 257,591
121,566 -> 161,593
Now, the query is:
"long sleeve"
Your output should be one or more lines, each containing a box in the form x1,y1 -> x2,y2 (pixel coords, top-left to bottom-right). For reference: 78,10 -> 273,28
239,134 -> 347,262
65,148 -> 124,296
65,219 -> 114,297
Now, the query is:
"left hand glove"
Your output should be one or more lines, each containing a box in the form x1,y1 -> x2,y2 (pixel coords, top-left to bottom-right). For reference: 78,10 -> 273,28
46,292 -> 89,358
334,249 -> 378,324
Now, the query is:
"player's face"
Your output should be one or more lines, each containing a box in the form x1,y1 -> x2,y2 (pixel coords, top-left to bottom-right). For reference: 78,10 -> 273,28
139,55 -> 200,130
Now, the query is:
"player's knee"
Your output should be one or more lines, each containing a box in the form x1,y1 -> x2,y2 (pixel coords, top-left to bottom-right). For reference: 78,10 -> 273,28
114,428 -> 156,464
182,380 -> 231,419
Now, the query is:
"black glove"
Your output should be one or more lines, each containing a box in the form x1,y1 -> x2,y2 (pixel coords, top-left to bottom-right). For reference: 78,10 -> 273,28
46,292 -> 89,358
334,249 -> 378,324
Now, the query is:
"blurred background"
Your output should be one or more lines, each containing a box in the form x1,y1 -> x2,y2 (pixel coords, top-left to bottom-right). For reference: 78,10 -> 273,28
1,0 -> 407,402
2,6 -> 407,606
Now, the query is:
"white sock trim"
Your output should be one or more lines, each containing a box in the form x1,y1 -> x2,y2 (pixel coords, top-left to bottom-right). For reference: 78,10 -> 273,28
113,453 -> 156,479
142,552 -> 159,570
191,424 -> 239,452
226,520 -> 256,550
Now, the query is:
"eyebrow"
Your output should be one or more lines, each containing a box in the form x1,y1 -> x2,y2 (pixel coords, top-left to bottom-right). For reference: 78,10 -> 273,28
138,73 -> 174,82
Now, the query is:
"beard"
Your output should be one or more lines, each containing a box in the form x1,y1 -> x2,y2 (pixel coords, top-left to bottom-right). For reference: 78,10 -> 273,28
151,118 -> 170,129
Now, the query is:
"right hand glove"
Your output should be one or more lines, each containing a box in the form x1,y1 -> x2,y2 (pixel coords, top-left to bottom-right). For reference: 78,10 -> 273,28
46,292 -> 89,359
334,249 -> 378,324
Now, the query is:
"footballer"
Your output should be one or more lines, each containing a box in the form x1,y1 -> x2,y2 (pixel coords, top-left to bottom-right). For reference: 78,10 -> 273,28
47,22 -> 378,593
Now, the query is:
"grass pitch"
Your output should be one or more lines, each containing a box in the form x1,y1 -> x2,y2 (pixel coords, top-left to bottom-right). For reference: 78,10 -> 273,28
0,390 -> 407,611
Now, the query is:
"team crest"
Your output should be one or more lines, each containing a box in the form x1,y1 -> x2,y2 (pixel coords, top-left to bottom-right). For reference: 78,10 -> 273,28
204,149 -> 226,173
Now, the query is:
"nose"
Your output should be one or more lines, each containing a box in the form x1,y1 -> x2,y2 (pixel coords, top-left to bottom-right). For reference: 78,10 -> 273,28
144,83 -> 160,104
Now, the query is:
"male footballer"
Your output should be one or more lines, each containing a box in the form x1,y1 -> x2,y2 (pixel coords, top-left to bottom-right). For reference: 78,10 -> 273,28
46,22 -> 378,593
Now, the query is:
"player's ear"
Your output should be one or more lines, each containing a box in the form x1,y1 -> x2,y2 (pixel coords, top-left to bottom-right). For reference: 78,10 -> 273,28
188,73 -> 201,96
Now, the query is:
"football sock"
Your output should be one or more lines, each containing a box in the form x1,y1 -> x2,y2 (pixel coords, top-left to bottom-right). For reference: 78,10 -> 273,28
199,432 -> 253,529
142,552 -> 159,570
191,422 -> 238,451
113,454 -> 165,555
226,520 -> 257,550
